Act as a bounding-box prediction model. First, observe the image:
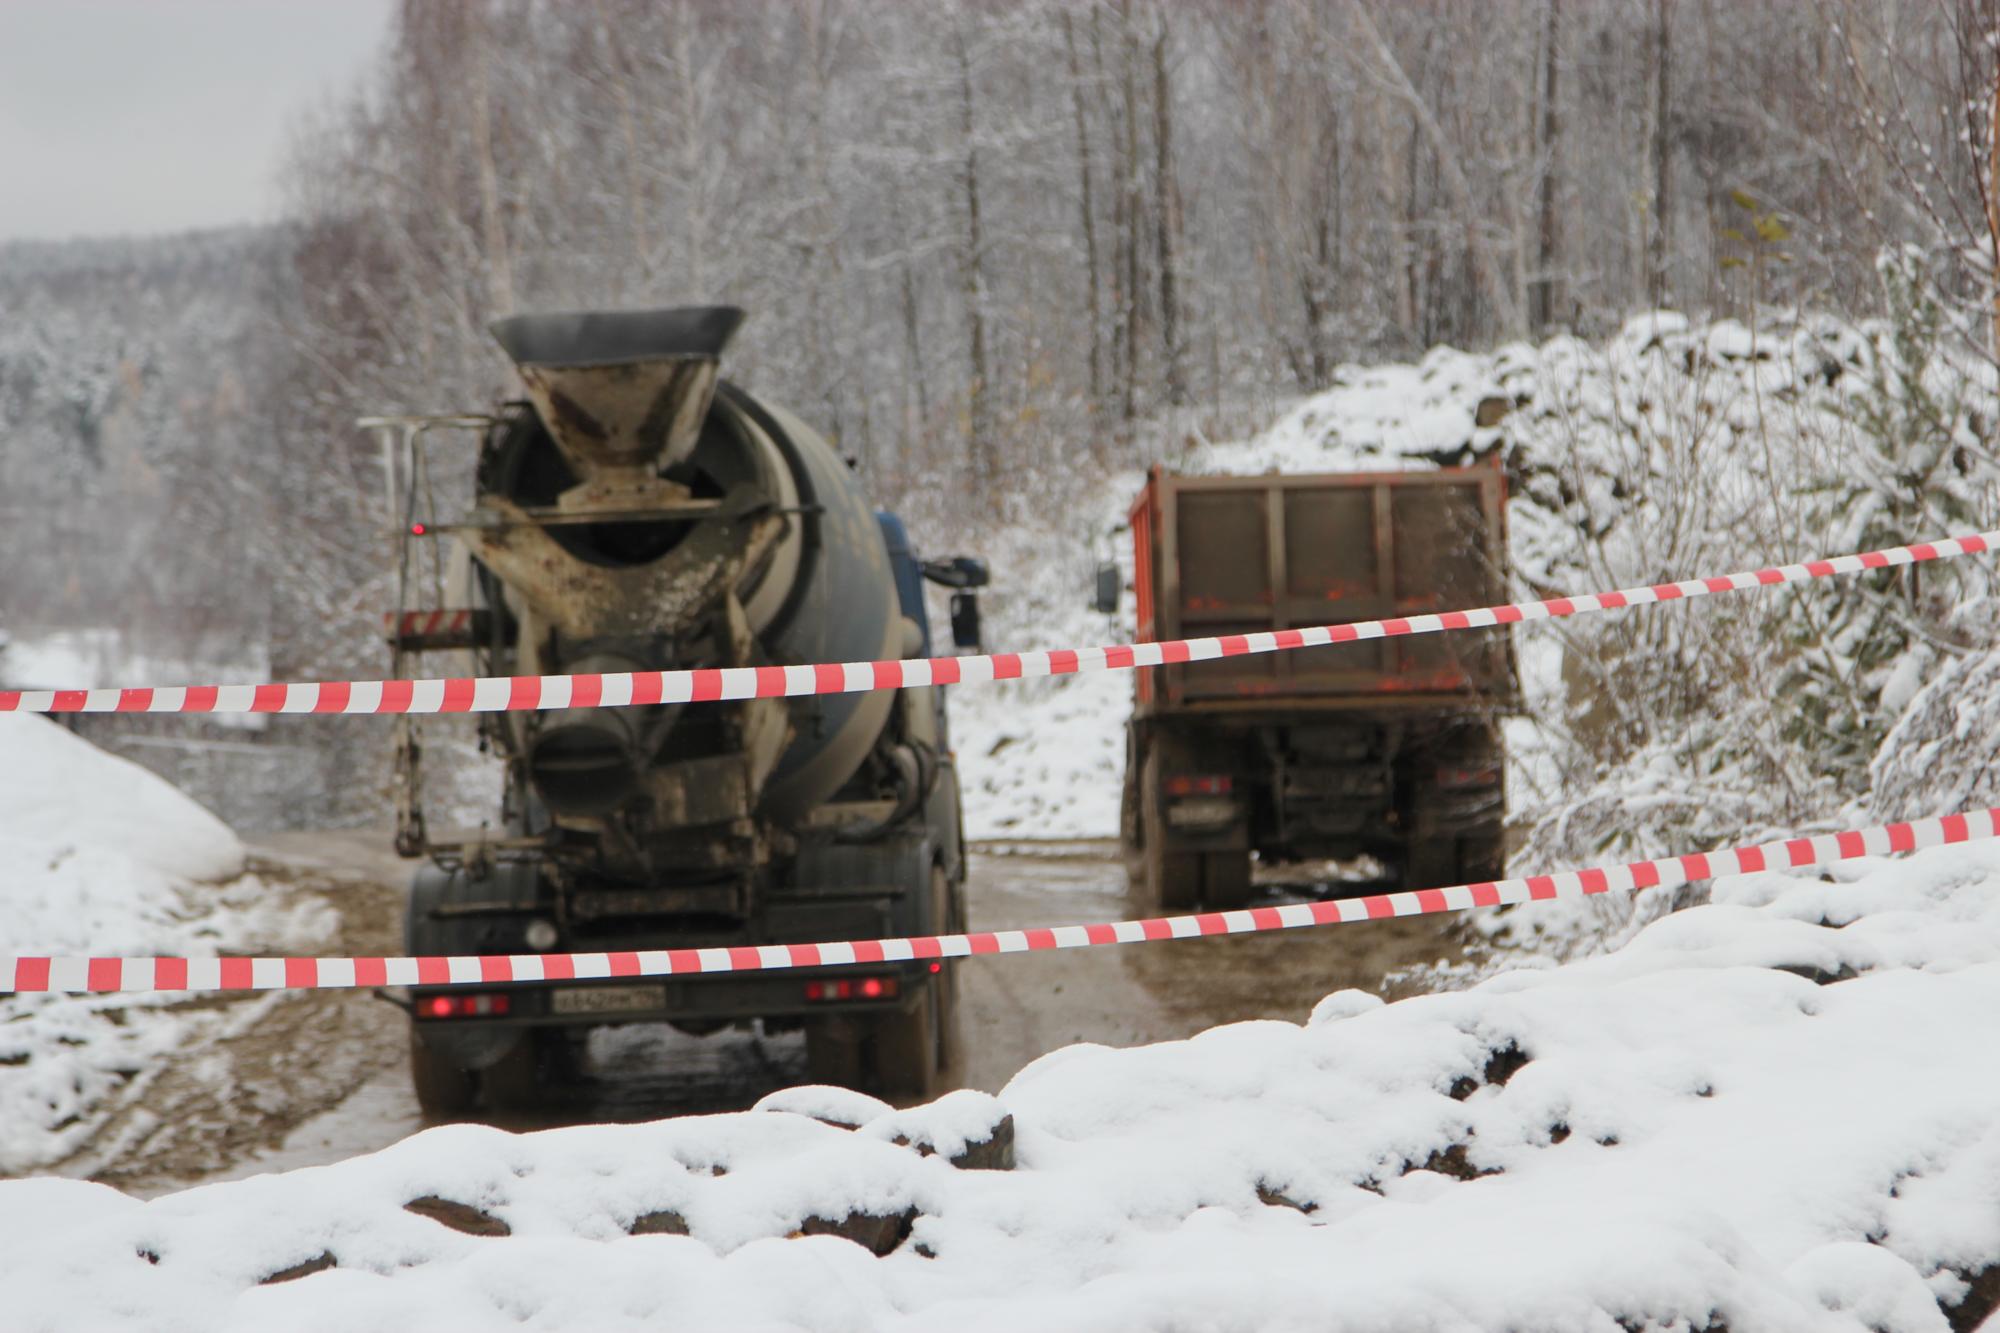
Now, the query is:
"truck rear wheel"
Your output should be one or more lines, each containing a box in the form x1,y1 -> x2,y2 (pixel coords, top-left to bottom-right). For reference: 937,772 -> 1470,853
1405,829 -> 1506,890
1120,728 -> 1143,850
1137,745 -> 1202,912
1143,844 -> 1203,913
871,983 -> 940,1101
478,1033 -> 551,1112
409,1031 -> 476,1120
1404,834 -> 1458,891
1202,851 -> 1252,911
806,986 -> 945,1102
875,864 -> 958,1099
804,866 -> 957,1102
1459,830 -> 1505,884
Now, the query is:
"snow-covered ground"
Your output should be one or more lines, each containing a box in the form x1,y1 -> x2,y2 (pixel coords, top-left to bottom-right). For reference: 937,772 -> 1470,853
0,715 -> 336,1172
8,836 -> 1999,1331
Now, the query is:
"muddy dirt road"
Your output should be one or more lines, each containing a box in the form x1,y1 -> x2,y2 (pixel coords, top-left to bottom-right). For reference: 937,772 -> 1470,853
82,835 -> 1480,1195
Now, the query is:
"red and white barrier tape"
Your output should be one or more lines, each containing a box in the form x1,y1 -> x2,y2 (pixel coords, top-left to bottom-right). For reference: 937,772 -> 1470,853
0,530 -> 1993,718
6,808 -> 1993,994
383,609 -> 473,637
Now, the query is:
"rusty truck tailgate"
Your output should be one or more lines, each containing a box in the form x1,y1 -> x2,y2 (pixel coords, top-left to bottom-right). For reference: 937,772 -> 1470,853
1130,465 -> 1512,710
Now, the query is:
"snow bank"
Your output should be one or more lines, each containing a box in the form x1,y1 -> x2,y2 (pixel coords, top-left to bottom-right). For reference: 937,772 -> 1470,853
0,717 -> 310,1171
12,839 -> 2000,1330
0,713 -> 243,882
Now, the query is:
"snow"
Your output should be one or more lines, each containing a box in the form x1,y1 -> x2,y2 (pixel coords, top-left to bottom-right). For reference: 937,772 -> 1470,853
7,838 -> 2000,1329
0,714 -> 243,883
1,628 -> 273,732
0,716 -> 332,1172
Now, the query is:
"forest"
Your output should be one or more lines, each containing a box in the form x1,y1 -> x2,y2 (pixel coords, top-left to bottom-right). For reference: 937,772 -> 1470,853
0,0 -> 1993,828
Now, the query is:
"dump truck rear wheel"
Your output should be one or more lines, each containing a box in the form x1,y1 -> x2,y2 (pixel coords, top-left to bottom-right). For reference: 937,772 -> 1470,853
1137,745 -> 1202,911
1120,730 -> 1143,850
1459,829 -> 1506,884
409,1031 -> 476,1120
1146,845 -> 1202,912
1202,851 -> 1252,910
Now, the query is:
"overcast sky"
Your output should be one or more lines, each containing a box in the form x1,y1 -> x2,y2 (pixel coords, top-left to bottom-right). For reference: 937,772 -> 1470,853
0,0 -> 395,243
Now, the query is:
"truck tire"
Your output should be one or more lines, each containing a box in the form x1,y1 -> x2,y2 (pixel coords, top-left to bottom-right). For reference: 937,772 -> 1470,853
871,864 -> 958,1099
1202,851 -> 1252,911
1120,729 -> 1143,851
930,864 -> 963,1076
1459,829 -> 1506,884
1404,834 -> 1458,891
478,1033 -> 548,1111
805,867 -> 957,1101
871,983 -> 940,1101
409,1031 -> 476,1119
1137,745 -> 1202,912
1145,845 -> 1203,913
803,1018 -> 865,1088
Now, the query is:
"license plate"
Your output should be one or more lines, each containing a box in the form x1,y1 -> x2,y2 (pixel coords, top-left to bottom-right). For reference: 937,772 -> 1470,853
550,984 -> 667,1016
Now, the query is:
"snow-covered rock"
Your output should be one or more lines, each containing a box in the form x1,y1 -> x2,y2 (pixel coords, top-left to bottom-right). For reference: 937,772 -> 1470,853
9,838 -> 2000,1330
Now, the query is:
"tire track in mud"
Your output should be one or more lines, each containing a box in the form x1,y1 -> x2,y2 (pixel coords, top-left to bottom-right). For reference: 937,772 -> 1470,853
51,852 -> 406,1194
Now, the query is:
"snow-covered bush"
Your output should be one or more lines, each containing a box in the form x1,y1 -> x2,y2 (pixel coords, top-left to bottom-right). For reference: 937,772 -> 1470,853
1512,284 -> 2000,888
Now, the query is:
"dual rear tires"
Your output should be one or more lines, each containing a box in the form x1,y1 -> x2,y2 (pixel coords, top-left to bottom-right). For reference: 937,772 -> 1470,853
1126,734 -> 1252,914
1139,845 -> 1251,914
1404,828 -> 1506,890
1122,723 -> 1508,905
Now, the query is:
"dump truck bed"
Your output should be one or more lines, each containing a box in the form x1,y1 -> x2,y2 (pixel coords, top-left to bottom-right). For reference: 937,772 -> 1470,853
1129,463 -> 1513,713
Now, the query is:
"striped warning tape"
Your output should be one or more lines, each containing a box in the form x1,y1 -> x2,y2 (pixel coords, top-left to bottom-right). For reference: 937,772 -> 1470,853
382,609 -> 473,637
6,808 -> 1993,994
0,530 -> 1993,717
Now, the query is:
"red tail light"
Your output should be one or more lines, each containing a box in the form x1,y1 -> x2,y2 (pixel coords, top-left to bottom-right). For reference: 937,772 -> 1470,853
1165,773 -> 1232,797
418,991 -> 511,1019
804,976 -> 901,1003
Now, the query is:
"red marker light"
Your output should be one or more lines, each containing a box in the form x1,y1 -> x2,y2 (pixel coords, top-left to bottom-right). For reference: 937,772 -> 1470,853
929,962 -> 942,974
859,977 -> 885,999
410,522 -> 428,536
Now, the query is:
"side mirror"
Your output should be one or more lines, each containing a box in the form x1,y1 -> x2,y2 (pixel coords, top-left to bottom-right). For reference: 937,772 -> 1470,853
923,556 -> 990,590
1092,561 -> 1121,615
949,592 -> 983,653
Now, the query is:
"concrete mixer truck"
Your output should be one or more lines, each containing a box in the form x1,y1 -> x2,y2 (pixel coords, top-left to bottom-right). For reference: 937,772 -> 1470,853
365,307 -> 987,1114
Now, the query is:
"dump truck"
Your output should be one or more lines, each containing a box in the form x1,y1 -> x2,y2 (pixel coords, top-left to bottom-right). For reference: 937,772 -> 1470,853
1109,463 -> 1514,909
365,306 -> 987,1114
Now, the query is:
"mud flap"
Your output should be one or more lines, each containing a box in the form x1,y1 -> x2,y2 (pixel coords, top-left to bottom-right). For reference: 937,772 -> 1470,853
405,860 -> 546,1071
